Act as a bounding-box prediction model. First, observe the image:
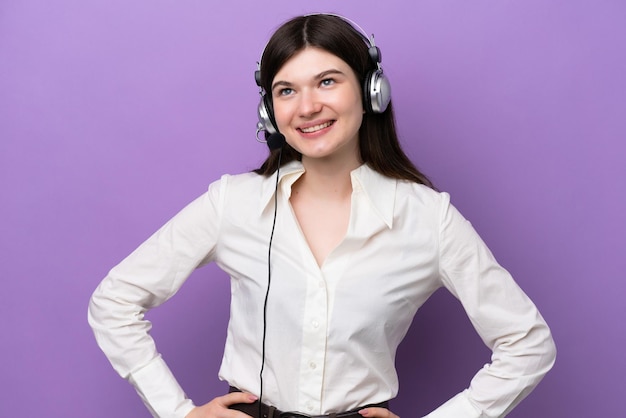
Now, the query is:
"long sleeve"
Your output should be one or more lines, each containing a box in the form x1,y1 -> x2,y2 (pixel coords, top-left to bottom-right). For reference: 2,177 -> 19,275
423,194 -> 556,417
88,181 -> 224,418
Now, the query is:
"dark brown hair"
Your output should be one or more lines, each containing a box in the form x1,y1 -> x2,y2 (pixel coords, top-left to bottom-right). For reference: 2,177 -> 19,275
253,14 -> 433,189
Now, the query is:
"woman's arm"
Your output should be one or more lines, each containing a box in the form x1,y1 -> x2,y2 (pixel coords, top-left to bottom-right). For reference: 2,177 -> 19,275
88,181 -> 224,418
424,194 -> 556,417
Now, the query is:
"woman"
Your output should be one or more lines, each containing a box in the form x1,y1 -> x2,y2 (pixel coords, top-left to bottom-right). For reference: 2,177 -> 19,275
89,14 -> 556,418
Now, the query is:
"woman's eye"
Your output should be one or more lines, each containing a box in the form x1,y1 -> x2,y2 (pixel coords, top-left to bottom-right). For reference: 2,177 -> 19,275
321,78 -> 335,87
279,88 -> 293,96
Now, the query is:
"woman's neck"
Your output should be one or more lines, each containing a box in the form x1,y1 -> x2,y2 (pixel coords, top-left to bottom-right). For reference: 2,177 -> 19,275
298,156 -> 362,199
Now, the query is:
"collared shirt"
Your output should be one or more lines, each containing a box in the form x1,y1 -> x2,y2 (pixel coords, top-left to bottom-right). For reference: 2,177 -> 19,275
88,161 -> 556,418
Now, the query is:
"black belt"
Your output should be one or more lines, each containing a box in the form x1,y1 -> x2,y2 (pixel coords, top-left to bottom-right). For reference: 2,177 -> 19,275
228,387 -> 389,418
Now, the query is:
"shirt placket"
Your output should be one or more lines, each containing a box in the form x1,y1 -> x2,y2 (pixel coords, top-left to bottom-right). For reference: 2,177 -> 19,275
297,269 -> 329,414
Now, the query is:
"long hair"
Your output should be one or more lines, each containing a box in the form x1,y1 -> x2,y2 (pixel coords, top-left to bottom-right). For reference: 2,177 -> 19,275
253,14 -> 434,189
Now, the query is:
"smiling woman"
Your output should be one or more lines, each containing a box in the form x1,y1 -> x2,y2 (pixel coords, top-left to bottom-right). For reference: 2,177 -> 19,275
88,13 -> 556,418
271,47 -> 364,170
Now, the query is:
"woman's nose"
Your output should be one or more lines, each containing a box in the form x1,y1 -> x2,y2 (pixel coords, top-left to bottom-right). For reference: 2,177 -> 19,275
298,89 -> 322,117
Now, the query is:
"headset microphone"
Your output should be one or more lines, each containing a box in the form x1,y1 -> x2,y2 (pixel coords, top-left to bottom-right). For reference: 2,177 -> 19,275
266,132 -> 286,150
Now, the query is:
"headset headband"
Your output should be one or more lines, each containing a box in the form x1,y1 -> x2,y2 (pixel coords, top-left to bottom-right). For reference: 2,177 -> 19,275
255,13 -> 381,90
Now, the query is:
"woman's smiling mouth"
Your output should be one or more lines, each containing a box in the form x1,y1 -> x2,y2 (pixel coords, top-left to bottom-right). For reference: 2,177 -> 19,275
298,120 -> 335,133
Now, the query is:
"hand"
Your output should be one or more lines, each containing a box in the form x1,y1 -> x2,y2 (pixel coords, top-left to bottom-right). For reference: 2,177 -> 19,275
185,391 -> 258,418
359,407 -> 400,418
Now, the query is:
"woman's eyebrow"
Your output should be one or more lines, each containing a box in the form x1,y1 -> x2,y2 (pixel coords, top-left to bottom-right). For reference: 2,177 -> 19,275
271,80 -> 293,92
271,69 -> 346,92
314,69 -> 344,79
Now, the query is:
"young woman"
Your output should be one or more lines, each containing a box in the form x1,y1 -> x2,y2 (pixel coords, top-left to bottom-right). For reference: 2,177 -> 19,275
89,14 -> 556,418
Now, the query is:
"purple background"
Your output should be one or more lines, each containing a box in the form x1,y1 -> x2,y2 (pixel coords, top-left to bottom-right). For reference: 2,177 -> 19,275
1,1 -> 624,416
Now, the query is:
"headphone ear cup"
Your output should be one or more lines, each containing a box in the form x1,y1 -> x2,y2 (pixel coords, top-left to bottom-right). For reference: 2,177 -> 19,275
364,69 -> 391,114
363,71 -> 374,114
257,94 -> 278,135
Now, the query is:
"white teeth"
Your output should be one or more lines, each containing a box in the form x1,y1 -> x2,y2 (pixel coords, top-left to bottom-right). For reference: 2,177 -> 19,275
300,121 -> 332,133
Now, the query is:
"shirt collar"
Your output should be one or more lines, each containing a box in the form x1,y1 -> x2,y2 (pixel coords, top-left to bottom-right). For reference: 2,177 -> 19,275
350,164 -> 396,229
259,161 -> 397,229
259,160 -> 305,214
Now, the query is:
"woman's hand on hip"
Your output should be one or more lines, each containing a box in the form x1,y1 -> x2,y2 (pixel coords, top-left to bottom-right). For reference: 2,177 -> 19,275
185,392 -> 258,418
359,407 -> 400,418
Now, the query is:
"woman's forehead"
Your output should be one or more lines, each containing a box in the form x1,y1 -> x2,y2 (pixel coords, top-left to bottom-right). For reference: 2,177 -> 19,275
274,47 -> 353,81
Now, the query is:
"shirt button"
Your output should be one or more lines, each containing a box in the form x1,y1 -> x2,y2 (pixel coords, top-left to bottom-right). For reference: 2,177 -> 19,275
306,403 -> 314,412
309,362 -> 317,369
312,320 -> 319,328
318,281 -> 325,288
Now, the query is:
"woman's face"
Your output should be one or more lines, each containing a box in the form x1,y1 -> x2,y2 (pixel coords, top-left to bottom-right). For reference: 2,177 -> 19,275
271,47 -> 364,166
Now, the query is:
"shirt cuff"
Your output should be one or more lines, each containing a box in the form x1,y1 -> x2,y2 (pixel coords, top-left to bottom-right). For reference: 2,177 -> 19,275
422,390 -> 482,418
128,355 -> 196,418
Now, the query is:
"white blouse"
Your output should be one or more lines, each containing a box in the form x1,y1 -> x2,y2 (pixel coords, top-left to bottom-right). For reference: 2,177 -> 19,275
89,161 -> 555,418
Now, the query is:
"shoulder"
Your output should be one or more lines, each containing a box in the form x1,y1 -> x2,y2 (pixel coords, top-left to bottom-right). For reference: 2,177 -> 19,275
209,171 -> 268,196
215,170 -> 266,186
396,180 -> 451,212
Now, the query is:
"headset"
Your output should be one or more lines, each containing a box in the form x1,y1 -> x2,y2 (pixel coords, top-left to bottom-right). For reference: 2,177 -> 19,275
254,13 -> 392,145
